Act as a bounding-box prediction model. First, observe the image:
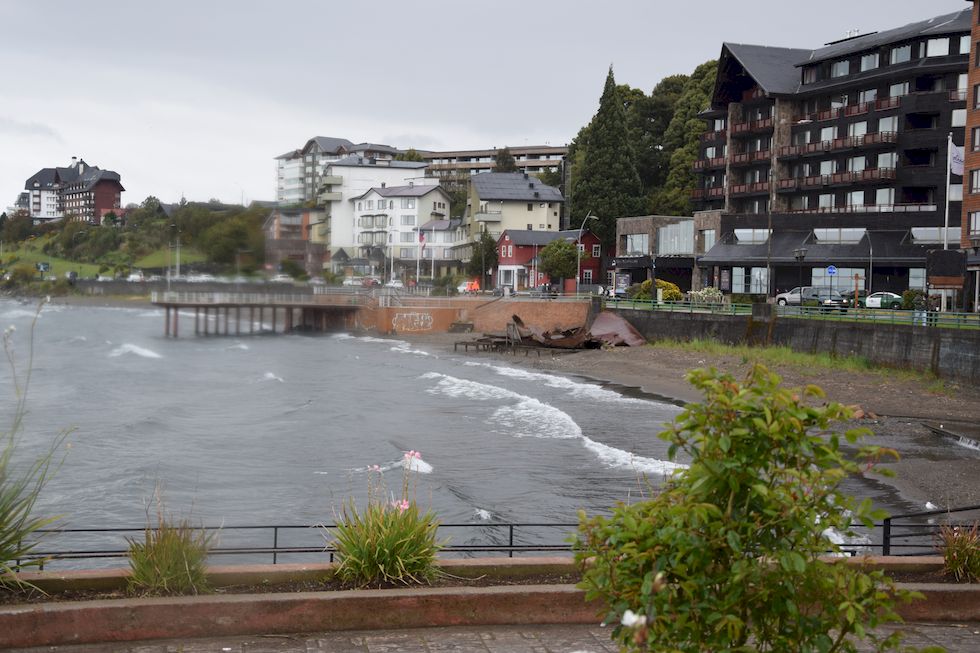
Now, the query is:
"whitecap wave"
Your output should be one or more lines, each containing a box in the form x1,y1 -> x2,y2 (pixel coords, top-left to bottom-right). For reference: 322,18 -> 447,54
226,343 -> 249,351
2,308 -> 42,320
352,454 -> 433,475
262,372 -> 284,383
390,341 -> 430,356
422,372 -> 680,474
108,344 -> 162,359
474,508 -> 493,521
465,361 -> 650,405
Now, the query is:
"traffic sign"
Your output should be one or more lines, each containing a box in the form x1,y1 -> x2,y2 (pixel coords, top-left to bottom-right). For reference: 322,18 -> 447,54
826,265 -> 837,276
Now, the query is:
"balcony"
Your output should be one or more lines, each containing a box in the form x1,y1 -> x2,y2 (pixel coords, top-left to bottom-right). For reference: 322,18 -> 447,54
691,189 -> 705,200
319,191 -> 342,202
876,96 -> 901,111
730,117 -> 773,136
785,202 -> 937,215
706,187 -> 725,199
321,175 -> 343,186
776,178 -> 799,192
475,211 -> 502,222
816,107 -> 842,122
844,102 -> 871,117
778,141 -> 832,158
949,89 -> 968,102
700,129 -> 727,142
730,181 -> 770,196
693,156 -> 727,171
801,175 -> 831,188
729,150 -> 771,166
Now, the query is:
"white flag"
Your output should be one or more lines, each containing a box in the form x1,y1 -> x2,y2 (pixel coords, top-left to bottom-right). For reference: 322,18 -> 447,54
950,142 -> 964,176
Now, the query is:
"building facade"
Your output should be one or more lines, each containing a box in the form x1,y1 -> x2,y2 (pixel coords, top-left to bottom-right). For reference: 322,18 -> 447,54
274,136 -> 400,205
422,145 -> 566,190
694,9 -> 970,297
495,229 -> 601,291
614,216 -> 700,292
24,157 -> 124,224
263,207 -> 328,276
962,0 -> 980,309
350,184 -> 451,281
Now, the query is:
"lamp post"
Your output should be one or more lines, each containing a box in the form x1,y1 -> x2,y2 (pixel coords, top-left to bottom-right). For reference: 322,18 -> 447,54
577,211 -> 599,295
793,247 -> 807,290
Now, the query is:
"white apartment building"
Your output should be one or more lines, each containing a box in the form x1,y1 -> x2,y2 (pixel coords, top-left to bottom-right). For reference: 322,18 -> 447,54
350,184 -> 452,279
275,136 -> 399,204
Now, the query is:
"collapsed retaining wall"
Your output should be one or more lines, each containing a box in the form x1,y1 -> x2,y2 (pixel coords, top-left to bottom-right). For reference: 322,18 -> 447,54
615,308 -> 980,386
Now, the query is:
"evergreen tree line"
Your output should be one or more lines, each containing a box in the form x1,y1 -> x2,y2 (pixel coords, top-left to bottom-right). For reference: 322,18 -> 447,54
566,61 -> 718,251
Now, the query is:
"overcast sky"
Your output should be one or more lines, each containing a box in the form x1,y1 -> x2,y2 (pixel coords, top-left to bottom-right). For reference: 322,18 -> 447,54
0,0 -> 967,209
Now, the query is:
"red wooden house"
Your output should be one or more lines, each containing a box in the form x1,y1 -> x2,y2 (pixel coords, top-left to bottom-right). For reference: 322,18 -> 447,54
494,229 -> 602,292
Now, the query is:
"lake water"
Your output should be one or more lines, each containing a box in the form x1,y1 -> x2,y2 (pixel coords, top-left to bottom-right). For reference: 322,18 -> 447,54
0,299 -> 959,566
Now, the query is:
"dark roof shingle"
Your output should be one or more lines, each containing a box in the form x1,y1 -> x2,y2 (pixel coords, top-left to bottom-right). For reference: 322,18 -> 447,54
472,172 -> 563,202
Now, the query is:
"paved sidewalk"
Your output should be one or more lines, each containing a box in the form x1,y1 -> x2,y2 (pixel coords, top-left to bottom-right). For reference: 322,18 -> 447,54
9,622 -> 980,653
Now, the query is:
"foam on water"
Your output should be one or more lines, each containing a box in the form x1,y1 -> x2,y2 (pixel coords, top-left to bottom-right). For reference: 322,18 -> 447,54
108,344 -> 162,359
423,372 -> 679,473
465,361 -> 650,406
2,308 -> 42,320
226,343 -> 249,351
390,341 -> 430,356
351,455 -> 434,475
474,508 -> 493,521
261,372 -> 284,383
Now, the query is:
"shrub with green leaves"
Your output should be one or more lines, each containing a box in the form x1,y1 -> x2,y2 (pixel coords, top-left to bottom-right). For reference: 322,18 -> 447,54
331,451 -> 442,587
1,304 -> 66,590
577,365 -> 919,653
937,522 -> 980,583
127,510 -> 214,596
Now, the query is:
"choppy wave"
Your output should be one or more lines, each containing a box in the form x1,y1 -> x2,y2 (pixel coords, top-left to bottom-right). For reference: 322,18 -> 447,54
226,342 -> 249,351
465,361 -> 650,406
422,372 -> 682,475
474,508 -> 493,521
390,341 -> 430,356
262,372 -> 284,383
108,344 -> 162,359
2,308 -> 42,320
352,454 -> 434,475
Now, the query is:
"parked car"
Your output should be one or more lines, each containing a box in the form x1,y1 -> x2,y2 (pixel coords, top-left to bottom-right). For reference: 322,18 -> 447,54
384,279 -> 404,288
802,288 -> 847,311
775,286 -> 808,306
865,291 -> 903,309
840,289 -> 869,307
270,274 -> 293,283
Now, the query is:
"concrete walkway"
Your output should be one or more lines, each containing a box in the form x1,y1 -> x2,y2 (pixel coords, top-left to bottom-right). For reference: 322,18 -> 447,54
8,622 -> 980,652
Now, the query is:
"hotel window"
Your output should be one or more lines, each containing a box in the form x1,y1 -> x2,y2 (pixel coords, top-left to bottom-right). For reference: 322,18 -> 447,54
959,73 -> 969,92
508,246 -> 513,257
890,44 -> 912,64
819,160 -> 835,176
803,66 -> 818,84
400,232 -> 414,243
961,35 -> 972,55
876,187 -> 895,206
820,126 -> 835,142
860,52 -> 879,72
701,229 -> 716,252
846,190 -> 865,206
926,38 -> 949,58
830,59 -> 849,78
889,81 -> 909,97
500,245 -> 506,257
950,184 -> 963,201
953,109 -> 967,127
858,88 -> 877,104
877,152 -> 897,169
818,193 -> 835,209
974,84 -> 980,109
970,211 -> 980,235
878,115 -> 898,133
970,169 -> 980,193
847,121 -> 868,138
972,127 -> 980,152
847,156 -> 866,173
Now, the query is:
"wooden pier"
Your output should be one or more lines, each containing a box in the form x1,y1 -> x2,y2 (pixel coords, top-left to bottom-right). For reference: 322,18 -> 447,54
150,291 -> 362,337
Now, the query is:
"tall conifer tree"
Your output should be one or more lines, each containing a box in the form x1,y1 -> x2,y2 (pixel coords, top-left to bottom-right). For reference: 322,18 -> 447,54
570,67 -> 645,251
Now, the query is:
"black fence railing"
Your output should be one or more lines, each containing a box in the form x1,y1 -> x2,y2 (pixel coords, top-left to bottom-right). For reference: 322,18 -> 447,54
16,504 -> 980,570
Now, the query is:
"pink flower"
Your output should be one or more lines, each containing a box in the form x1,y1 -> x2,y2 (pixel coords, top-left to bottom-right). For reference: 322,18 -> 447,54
404,450 -> 421,460
392,499 -> 410,513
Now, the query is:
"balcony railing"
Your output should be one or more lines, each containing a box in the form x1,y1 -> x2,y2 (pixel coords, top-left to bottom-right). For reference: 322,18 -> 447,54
700,129 -> 727,142
693,156 -> 727,170
786,202 -> 937,215
949,89 -> 968,102
730,181 -> 770,196
776,178 -> 799,191
706,186 -> 725,198
844,101 -> 871,117
731,117 -> 773,135
730,150 -> 771,166
691,189 -> 705,200
876,96 -> 901,111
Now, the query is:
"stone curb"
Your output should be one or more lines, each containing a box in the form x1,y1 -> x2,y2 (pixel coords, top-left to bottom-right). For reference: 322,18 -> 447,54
2,556 -> 977,648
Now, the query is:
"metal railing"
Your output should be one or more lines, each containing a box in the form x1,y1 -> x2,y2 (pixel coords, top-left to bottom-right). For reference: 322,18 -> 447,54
15,504 -> 980,570
151,291 -> 364,307
608,298 -> 753,316
19,522 -> 580,570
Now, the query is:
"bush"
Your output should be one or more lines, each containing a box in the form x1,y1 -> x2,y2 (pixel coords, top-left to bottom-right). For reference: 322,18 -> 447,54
687,287 -> 723,304
1,304 -> 66,590
902,289 -> 925,311
127,508 -> 214,596
937,522 -> 980,583
331,451 -> 442,587
577,365 -> 917,652
629,278 -> 683,301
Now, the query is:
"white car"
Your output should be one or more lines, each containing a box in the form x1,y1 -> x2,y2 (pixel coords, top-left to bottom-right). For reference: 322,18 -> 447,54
384,279 -> 405,288
865,291 -> 903,309
270,274 -> 293,283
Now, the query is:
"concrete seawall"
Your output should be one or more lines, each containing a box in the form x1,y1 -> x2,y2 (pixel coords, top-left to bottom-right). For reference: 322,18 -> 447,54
615,308 -> 980,385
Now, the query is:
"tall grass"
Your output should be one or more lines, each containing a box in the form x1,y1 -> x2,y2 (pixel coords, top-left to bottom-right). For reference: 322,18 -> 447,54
936,522 -> 980,583
0,301 -> 67,589
127,495 -> 214,596
330,451 -> 442,587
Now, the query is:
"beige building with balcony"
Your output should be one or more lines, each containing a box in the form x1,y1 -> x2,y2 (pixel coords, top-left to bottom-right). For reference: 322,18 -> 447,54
459,172 -> 563,250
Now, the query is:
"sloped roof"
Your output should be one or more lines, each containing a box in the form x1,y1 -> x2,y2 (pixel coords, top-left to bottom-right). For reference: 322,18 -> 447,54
500,229 -> 587,246
472,172 -> 563,202
418,217 -> 463,232
349,142 -> 399,155
801,9 -> 971,66
25,160 -> 123,192
306,136 -> 355,155
721,43 -> 811,96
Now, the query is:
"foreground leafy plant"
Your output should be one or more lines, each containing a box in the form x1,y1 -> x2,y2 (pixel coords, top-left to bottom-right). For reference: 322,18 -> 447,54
127,500 -> 214,596
577,365 -> 921,653
1,302 -> 67,590
937,522 -> 980,583
331,451 -> 442,587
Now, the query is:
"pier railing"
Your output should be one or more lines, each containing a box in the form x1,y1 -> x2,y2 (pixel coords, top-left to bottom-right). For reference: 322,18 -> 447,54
151,291 -> 365,306
16,504 -> 980,569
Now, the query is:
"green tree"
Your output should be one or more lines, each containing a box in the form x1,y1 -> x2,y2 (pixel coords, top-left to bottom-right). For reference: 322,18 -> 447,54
648,60 -> 717,215
633,75 -> 689,191
538,238 -> 578,282
395,148 -> 425,162
578,366 -> 918,653
1,212 -> 34,244
492,147 -> 518,173
465,230 -> 498,290
448,188 -> 469,218
569,67 -> 645,251
535,165 -> 563,189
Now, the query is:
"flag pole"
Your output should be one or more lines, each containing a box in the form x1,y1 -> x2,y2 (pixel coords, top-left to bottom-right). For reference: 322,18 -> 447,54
416,230 -> 421,283
944,131 -> 952,251
430,226 -> 435,281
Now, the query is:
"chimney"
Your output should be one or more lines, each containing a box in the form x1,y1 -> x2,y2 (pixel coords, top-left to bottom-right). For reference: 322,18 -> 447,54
528,182 -> 534,188
409,180 -> 414,187
381,182 -> 386,188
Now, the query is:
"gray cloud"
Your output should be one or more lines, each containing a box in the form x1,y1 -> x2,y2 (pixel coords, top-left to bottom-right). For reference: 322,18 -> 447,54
0,117 -> 63,143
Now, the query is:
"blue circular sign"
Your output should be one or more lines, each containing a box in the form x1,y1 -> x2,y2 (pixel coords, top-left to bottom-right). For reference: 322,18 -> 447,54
826,265 -> 838,276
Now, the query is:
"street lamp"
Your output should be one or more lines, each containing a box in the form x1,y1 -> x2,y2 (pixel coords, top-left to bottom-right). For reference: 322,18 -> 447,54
577,211 -> 599,295
793,247 -> 807,289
